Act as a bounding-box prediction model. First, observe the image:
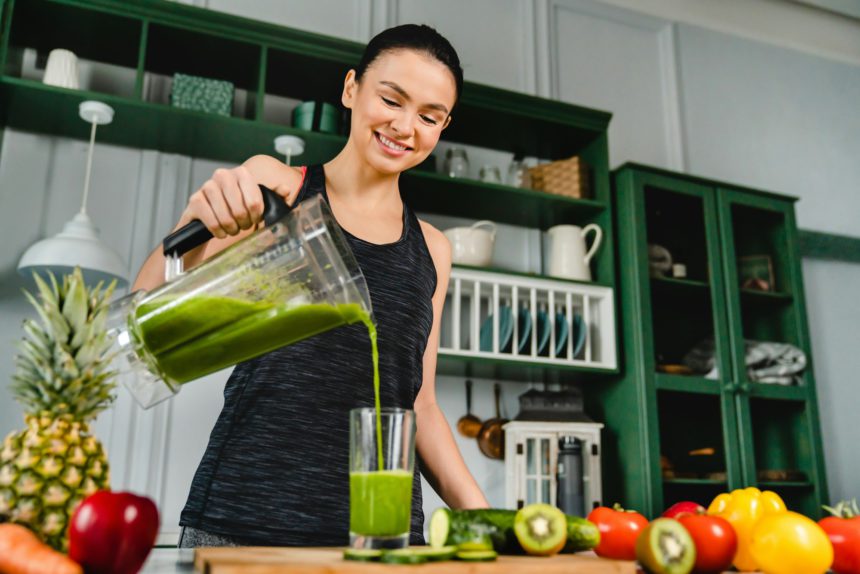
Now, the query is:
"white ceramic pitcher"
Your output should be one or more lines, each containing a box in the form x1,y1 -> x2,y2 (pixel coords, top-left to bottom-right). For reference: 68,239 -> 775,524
546,224 -> 603,281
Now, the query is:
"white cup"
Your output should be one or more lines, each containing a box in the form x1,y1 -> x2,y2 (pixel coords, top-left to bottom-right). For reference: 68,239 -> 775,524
43,49 -> 79,90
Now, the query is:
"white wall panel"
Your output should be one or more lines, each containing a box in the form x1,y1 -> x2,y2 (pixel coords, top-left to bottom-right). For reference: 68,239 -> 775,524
550,0 -> 683,168
204,0 -> 371,41
394,0 -> 532,92
676,24 -> 860,237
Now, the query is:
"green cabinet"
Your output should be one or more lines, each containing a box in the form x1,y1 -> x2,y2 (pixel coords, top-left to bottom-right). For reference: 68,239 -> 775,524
609,163 -> 828,518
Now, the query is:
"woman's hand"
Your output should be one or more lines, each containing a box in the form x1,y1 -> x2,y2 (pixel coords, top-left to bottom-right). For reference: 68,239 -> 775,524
180,165 -> 266,239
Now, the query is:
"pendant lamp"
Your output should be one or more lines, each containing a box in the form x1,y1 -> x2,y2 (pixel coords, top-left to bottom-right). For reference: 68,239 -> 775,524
17,101 -> 127,288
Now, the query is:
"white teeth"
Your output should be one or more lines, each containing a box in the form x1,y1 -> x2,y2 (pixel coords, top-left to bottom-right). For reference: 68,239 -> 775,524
378,133 -> 408,151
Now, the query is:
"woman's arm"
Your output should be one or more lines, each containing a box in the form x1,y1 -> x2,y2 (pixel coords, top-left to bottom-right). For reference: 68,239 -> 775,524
132,155 -> 304,292
414,221 -> 489,509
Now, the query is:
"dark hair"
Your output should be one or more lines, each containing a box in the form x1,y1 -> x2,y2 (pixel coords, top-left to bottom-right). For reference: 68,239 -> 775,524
355,24 -> 464,113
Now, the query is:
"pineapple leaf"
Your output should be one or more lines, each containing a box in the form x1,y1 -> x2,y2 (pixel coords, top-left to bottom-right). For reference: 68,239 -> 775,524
62,269 -> 88,340
23,289 -> 70,345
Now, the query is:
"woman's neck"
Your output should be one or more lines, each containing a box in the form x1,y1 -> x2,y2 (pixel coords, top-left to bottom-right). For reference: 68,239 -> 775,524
324,142 -> 403,215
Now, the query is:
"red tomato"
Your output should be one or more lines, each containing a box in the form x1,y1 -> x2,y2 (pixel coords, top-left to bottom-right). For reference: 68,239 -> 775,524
662,501 -> 706,519
587,505 -> 648,561
678,513 -> 737,574
819,516 -> 860,574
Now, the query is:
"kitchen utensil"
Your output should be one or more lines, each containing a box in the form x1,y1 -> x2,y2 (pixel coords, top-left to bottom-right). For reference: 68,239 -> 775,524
292,101 -> 340,134
546,224 -> 602,281
349,407 -> 415,549
443,147 -> 469,178
477,383 -> 507,460
479,165 -> 502,184
107,194 -> 372,409
506,159 -> 531,188
557,436 -> 585,517
43,49 -> 79,89
443,220 -> 496,266
195,546 -> 638,573
456,380 -> 482,438
648,244 -> 673,278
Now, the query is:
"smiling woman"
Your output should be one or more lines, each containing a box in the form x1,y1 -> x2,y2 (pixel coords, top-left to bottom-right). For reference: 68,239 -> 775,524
130,24 -> 489,548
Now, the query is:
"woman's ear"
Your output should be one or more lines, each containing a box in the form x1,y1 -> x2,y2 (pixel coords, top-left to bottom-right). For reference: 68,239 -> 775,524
441,115 -> 452,130
341,69 -> 358,109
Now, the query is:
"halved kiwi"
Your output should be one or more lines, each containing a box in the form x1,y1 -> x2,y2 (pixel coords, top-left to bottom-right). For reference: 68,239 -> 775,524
635,518 -> 696,574
513,503 -> 568,556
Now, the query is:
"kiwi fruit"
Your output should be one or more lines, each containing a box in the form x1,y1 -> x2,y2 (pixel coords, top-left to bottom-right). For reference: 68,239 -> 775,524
635,518 -> 696,574
513,503 -> 568,556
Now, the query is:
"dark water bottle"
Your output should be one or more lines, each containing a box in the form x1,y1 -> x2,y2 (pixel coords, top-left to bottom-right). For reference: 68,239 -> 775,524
557,436 -> 584,516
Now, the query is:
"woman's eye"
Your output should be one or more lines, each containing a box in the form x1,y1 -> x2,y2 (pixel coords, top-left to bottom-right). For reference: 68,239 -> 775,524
381,96 -> 400,107
421,115 -> 438,126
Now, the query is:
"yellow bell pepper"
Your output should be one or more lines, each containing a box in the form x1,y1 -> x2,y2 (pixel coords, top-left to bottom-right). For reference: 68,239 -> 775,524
707,487 -> 786,571
749,511 -> 833,574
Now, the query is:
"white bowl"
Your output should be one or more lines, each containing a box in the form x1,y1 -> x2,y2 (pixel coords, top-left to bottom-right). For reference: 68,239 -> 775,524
443,220 -> 496,267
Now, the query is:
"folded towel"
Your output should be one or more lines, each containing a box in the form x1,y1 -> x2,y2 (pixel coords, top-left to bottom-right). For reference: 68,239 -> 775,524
681,339 -> 806,385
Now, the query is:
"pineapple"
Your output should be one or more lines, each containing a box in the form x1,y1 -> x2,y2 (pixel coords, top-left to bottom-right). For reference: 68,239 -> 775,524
0,268 -> 116,550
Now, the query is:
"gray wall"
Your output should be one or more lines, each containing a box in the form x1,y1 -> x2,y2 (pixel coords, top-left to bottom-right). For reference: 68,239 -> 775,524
1,0 -> 858,542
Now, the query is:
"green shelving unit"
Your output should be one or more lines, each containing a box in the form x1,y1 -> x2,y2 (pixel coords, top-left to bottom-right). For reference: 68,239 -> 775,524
0,0 -> 618,386
609,163 -> 828,518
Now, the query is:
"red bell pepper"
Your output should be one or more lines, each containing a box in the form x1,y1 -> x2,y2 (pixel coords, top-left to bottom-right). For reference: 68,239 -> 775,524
69,490 -> 160,574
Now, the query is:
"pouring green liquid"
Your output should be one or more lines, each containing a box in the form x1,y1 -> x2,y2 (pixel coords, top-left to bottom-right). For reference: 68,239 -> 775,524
136,293 -> 398,531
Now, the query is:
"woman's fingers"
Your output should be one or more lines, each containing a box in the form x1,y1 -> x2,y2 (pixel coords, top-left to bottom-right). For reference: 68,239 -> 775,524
213,167 -> 254,230
201,180 -> 240,237
234,165 -> 265,224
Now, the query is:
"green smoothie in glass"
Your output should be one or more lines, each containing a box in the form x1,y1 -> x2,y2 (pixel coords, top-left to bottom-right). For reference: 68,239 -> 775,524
349,470 -> 413,537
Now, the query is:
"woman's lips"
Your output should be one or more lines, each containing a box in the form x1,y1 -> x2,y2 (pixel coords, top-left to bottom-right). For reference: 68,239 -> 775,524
375,132 -> 411,157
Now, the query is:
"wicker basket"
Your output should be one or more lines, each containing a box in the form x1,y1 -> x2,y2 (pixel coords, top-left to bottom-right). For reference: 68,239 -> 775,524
528,156 -> 590,199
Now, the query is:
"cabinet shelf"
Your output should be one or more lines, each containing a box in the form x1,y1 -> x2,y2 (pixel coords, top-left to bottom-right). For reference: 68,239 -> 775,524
747,383 -> 808,401
0,77 -> 608,229
655,373 -> 721,395
651,276 -> 710,291
758,481 -> 813,489
740,288 -> 793,304
663,478 -> 727,486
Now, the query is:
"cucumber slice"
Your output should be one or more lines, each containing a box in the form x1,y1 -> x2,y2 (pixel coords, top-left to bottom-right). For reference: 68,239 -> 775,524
343,548 -> 383,561
410,545 -> 458,561
429,508 -> 452,548
380,549 -> 430,565
456,550 -> 498,562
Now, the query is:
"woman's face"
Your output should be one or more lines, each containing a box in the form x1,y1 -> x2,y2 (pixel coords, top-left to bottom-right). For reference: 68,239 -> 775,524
342,49 -> 457,175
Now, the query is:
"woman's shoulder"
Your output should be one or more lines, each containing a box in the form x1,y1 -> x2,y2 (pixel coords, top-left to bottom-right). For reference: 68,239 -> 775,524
417,219 -> 451,271
242,154 -> 305,191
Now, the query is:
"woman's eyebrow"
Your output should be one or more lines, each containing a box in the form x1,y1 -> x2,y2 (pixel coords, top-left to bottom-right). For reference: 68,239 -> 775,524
379,81 -> 449,114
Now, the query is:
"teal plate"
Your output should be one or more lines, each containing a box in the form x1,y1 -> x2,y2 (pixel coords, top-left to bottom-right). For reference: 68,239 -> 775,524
480,307 -> 531,353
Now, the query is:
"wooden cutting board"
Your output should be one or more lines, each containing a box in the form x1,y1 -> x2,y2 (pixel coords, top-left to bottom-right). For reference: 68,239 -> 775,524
194,547 -> 636,573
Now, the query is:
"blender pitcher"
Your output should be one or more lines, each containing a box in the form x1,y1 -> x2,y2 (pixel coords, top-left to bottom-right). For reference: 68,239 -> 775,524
108,188 -> 372,409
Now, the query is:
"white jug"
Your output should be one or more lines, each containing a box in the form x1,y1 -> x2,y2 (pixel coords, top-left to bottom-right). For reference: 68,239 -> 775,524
546,224 -> 603,281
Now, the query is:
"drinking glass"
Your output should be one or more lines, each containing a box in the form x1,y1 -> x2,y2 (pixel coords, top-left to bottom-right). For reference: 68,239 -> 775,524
349,408 -> 416,549
444,147 -> 469,178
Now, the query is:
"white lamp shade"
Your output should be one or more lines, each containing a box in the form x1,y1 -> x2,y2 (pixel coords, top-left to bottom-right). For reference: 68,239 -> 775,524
18,211 -> 128,288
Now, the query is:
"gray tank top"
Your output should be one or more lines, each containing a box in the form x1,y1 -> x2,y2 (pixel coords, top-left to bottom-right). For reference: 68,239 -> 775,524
179,164 -> 437,545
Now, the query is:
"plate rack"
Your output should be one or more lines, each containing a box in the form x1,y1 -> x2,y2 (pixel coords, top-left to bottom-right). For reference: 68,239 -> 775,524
440,267 -> 617,371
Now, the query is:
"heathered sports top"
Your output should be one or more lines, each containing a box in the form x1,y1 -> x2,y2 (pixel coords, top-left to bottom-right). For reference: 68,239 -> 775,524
179,163 -> 437,545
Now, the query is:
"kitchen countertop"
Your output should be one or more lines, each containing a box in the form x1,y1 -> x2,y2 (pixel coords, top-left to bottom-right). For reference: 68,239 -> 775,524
141,548 -> 195,573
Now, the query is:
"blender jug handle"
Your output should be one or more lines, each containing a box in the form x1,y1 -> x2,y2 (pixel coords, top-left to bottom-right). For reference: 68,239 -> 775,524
162,185 -> 292,258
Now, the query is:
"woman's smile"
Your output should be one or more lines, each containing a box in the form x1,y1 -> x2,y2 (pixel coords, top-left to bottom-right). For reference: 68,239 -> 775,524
375,131 -> 413,156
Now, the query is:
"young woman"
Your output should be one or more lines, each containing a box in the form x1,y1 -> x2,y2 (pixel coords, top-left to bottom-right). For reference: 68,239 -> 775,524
133,24 -> 489,547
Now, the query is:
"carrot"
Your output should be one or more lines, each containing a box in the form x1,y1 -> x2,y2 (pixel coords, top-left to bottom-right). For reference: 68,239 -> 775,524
0,524 -> 82,574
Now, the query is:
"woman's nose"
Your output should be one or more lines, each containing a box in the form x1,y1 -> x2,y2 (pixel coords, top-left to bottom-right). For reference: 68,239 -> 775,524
390,112 -> 416,137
